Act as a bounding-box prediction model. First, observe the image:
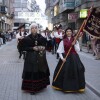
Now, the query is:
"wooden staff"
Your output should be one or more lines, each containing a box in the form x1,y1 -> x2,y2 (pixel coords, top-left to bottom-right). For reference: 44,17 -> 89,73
53,6 -> 93,82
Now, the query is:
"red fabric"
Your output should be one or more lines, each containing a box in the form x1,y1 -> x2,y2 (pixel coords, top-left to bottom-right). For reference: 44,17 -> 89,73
22,77 -> 50,92
63,37 -> 77,55
55,31 -> 61,43
58,31 -> 60,35
55,38 -> 61,43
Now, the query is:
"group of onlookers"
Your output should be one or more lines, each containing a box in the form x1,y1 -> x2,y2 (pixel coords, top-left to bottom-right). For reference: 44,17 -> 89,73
40,25 -> 65,59
0,29 -> 16,46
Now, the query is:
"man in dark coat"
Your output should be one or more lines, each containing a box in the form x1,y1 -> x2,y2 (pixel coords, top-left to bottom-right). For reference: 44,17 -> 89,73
16,24 -> 28,59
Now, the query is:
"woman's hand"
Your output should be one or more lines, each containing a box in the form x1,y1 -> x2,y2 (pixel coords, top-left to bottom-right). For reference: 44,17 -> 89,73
33,46 -> 39,51
62,58 -> 66,63
38,46 -> 45,51
19,36 -> 24,39
72,41 -> 76,46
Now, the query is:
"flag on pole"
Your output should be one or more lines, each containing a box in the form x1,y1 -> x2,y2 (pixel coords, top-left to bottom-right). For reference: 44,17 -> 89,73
79,5 -> 93,33
75,5 -> 95,39
83,7 -> 100,39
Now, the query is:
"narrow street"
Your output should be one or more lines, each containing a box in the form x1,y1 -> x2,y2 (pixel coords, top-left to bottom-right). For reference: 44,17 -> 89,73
0,40 -> 100,100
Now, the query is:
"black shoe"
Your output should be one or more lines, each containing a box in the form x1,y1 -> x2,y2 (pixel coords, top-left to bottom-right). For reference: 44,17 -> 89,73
56,57 -> 59,59
19,56 -> 21,59
93,53 -> 95,56
30,92 -> 35,95
80,49 -> 82,51
23,56 -> 25,60
52,51 -> 54,54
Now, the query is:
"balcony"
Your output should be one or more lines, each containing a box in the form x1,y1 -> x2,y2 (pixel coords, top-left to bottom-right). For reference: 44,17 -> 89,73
6,12 -> 15,19
52,12 -> 69,25
0,6 -> 7,14
52,14 -> 60,24
45,3 -> 51,11
10,12 -> 15,19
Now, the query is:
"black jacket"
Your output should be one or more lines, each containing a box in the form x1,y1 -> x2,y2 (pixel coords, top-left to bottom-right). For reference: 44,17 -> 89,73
20,33 -> 49,75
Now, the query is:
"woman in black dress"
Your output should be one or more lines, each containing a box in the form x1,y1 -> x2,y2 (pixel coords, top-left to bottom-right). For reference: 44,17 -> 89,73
52,27 -> 85,93
19,23 -> 50,94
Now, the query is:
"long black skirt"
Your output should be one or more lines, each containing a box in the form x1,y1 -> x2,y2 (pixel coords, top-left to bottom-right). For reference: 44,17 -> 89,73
21,51 -> 50,93
52,53 -> 85,92
22,71 -> 50,93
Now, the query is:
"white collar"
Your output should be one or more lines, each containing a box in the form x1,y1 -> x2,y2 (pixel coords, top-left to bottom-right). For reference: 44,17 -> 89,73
68,37 -> 71,40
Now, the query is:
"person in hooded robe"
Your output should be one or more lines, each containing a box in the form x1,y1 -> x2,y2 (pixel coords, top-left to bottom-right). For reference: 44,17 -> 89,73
19,23 -> 50,94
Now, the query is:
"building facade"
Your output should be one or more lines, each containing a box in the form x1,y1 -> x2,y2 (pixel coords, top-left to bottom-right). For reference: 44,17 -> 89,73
45,0 -> 75,30
45,0 -> 100,46
0,0 -> 14,31
45,0 -> 54,30
45,0 -> 100,30
12,0 -> 29,29
13,0 -> 41,30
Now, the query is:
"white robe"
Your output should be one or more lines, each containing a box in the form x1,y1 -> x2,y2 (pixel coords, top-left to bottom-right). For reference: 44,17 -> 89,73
53,32 -> 63,39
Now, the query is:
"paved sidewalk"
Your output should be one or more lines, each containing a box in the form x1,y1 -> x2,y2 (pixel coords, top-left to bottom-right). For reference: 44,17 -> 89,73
0,39 -> 100,100
81,46 -> 97,59
78,51 -> 100,97
78,46 -> 100,96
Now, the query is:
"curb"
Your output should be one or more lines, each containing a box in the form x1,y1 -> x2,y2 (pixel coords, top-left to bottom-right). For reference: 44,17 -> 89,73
86,82 -> 100,97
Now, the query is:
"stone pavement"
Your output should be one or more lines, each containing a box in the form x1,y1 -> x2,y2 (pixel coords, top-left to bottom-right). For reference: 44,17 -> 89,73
0,39 -> 100,100
79,45 -> 100,96
78,51 -> 100,97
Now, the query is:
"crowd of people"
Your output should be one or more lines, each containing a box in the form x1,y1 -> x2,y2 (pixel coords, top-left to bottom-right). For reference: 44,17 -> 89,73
40,25 -> 100,60
0,29 -> 16,46
41,25 -> 65,59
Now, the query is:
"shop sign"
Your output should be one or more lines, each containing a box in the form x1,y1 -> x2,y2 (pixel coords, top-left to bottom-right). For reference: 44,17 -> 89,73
80,9 -> 88,18
68,13 -> 78,21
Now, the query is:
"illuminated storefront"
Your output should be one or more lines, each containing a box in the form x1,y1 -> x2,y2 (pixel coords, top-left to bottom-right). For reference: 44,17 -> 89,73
80,9 -> 88,18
